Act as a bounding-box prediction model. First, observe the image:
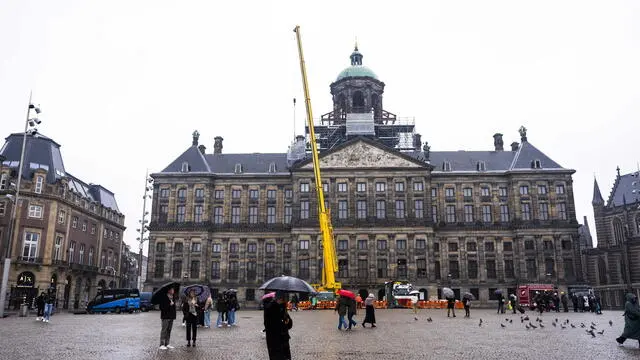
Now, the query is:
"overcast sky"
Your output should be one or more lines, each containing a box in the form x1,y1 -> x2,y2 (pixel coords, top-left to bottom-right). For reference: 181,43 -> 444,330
1,1 -> 639,252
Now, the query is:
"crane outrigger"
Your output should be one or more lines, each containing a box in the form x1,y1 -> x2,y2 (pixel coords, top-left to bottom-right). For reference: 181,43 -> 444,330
293,26 -> 341,293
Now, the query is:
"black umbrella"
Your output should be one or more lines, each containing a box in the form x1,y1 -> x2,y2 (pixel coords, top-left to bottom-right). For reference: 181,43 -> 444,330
151,282 -> 180,305
259,275 -> 316,294
462,292 -> 475,300
183,284 -> 210,303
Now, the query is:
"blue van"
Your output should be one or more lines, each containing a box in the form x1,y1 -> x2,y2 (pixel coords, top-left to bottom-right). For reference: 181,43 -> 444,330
87,288 -> 140,314
140,292 -> 154,311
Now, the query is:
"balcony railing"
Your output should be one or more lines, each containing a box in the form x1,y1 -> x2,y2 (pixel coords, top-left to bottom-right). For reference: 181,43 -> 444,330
16,256 -> 42,265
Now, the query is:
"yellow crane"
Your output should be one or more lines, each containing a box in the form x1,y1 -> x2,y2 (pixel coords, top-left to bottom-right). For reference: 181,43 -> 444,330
293,26 -> 341,292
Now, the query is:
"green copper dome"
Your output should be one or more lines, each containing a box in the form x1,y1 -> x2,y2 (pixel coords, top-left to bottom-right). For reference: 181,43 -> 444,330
336,65 -> 378,81
335,45 -> 378,81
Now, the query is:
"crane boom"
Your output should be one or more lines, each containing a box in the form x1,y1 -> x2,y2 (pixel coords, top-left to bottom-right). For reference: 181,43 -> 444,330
293,26 -> 340,292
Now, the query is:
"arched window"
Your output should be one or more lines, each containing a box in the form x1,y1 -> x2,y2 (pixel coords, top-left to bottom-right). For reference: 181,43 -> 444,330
352,91 -> 365,111
337,94 -> 347,114
598,258 -> 608,285
612,218 -> 624,246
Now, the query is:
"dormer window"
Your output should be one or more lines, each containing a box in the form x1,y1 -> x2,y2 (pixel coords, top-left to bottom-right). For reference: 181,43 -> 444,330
443,161 -> 452,172
268,162 -> 276,173
35,176 -> 44,194
531,159 -> 542,169
181,162 -> 190,172
477,161 -> 486,172
234,163 -> 243,174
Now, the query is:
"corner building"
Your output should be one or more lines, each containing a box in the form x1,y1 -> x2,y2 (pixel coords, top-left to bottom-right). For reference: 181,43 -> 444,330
0,133 -> 126,310
147,47 -> 582,305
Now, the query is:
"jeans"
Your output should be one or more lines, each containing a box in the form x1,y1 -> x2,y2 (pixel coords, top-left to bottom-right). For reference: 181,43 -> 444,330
337,315 -> 347,329
160,319 -> 173,346
347,313 -> 356,329
216,312 -> 226,326
228,309 -> 236,325
204,311 -> 211,327
43,304 -> 53,321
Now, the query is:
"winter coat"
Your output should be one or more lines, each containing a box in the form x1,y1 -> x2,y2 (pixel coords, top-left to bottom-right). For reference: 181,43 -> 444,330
348,298 -> 357,315
159,294 -> 177,320
336,296 -> 349,316
364,296 -> 375,307
621,293 -> 640,340
228,298 -> 239,311
216,296 -> 228,312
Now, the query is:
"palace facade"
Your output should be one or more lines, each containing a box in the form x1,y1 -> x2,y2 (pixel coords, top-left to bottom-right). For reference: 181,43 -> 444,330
146,46 -> 582,305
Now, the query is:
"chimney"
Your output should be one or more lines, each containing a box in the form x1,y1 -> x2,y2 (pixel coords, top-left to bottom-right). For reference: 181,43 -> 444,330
198,145 -> 206,154
493,133 -> 504,151
192,130 -> 200,146
510,142 -> 519,151
295,135 -> 305,143
214,136 -> 224,154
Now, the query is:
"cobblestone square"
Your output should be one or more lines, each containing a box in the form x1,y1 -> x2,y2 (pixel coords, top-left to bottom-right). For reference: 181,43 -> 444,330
0,308 -> 638,360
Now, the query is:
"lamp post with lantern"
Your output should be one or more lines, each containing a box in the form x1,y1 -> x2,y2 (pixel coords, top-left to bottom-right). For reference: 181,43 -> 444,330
136,171 -> 153,290
0,94 -> 41,318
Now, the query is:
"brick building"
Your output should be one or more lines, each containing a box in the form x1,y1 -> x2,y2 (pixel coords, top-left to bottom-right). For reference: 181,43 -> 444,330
146,46 -> 582,305
0,133 -> 126,310
583,168 -> 640,307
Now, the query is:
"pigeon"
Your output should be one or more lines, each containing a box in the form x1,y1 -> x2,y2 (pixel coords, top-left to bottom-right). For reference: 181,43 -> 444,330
561,325 -> 566,329
529,323 -> 537,329
526,324 -> 530,330
580,323 -> 586,328
509,319 -> 513,323
555,318 -> 559,323
539,324 -> 544,328
586,330 -> 596,338
571,324 -> 576,328
590,325 -> 596,330
414,317 -> 418,321
427,317 -> 433,322
591,322 -> 597,327
521,318 -> 524,323
552,322 -> 557,327
524,316 -> 530,321
501,323 -> 506,328
609,320 -> 613,327
536,317 -> 540,322
598,330 -> 605,335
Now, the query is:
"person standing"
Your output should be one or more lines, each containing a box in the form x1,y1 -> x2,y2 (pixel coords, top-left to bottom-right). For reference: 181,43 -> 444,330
35,292 -> 45,321
462,296 -> 471,318
227,294 -> 239,326
159,287 -> 177,350
362,293 -> 376,328
182,289 -> 199,347
264,291 -> 292,360
572,293 -> 579,312
290,294 -> 299,311
497,293 -> 505,314
509,294 -> 517,314
561,292 -> 569,312
616,293 -> 640,348
216,293 -> 228,327
446,295 -> 456,318
42,289 -> 55,323
203,295 -> 213,328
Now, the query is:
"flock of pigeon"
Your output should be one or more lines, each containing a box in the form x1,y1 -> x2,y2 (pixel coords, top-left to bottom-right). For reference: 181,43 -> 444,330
472,315 -> 615,337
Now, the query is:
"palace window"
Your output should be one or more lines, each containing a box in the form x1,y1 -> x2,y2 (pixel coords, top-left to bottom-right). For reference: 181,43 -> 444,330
214,189 -> 224,199
375,182 -> 386,192
521,203 -> 531,220
231,207 -> 240,224
338,200 -> 348,219
395,182 -> 405,192
214,207 -> 224,224
445,205 -> 456,223
539,203 -> 549,220
558,203 -> 567,220
195,188 -> 204,199
376,200 -> 386,219
414,200 -> 424,219
468,260 -> 478,279
267,190 -> 276,199
537,185 -> 547,195
22,232 -> 39,260
395,200 -> 405,219
337,183 -> 347,192
194,205 -> 203,223
232,189 -> 241,199
556,184 -> 565,194
417,259 -> 427,278
357,182 -> 366,192
300,183 -> 310,193
482,205 -> 492,223
300,201 -> 310,219
377,259 -> 388,278
413,182 -> 424,191
299,239 -> 309,250
248,207 -> 258,224
357,200 -> 367,219
267,206 -> 276,224
284,206 -> 292,224
415,239 -> 426,249
176,205 -> 185,222
464,205 -> 474,223
500,205 -> 510,222
211,261 -> 220,279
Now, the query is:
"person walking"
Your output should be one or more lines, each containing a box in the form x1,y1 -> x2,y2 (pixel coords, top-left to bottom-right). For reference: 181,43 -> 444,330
203,295 -> 213,328
264,291 -> 292,360
158,286 -> 177,350
182,289 -> 199,347
35,292 -> 45,321
290,294 -> 299,312
335,295 -> 348,330
347,297 -> 357,330
216,293 -> 228,327
362,293 -> 376,328
616,293 -> 640,348
42,289 -> 55,323
509,294 -> 517,314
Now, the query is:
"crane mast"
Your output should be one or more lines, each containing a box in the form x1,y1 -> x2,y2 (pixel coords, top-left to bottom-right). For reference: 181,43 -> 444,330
293,26 -> 340,292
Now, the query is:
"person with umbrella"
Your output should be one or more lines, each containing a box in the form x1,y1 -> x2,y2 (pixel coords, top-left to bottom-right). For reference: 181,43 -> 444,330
157,284 -> 178,350
335,294 -> 349,330
216,293 -> 228,327
182,289 -> 199,347
227,292 -> 240,326
264,291 -> 292,360
347,295 -> 358,330
203,295 -> 213,328
442,288 -> 456,318
362,293 -> 377,328
462,293 -> 473,318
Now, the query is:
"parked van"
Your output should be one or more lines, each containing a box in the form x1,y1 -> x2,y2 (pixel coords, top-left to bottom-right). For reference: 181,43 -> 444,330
140,292 -> 154,311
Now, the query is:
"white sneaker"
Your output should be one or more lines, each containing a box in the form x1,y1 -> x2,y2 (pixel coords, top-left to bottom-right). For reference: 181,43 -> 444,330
159,345 -> 167,350
166,345 -> 175,349
36,317 -> 40,321
181,323 -> 186,327
217,325 -> 222,328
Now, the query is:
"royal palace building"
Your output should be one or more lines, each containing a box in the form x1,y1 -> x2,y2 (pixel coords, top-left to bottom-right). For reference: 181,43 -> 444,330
0,133 -> 126,311
584,169 -> 640,308
146,47 -> 583,305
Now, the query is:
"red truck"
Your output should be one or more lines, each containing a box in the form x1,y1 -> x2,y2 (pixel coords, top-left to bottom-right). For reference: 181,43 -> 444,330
518,284 -> 554,307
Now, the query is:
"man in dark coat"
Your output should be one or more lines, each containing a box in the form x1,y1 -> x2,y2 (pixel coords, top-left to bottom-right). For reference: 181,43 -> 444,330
616,293 -> 640,347
264,291 -> 292,360
561,293 -> 569,312
158,287 -> 177,350
35,292 -> 45,321
571,294 -> 579,312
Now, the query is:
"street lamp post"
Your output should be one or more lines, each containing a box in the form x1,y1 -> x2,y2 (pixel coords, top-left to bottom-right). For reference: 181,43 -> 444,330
0,94 -> 41,318
136,171 -> 153,290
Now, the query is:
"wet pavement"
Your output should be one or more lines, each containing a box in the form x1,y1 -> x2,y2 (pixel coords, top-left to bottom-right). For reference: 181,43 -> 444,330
0,308 -> 638,360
